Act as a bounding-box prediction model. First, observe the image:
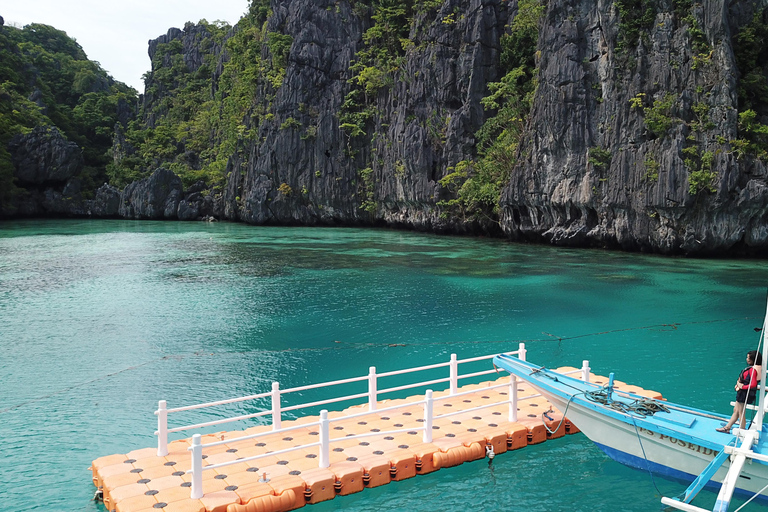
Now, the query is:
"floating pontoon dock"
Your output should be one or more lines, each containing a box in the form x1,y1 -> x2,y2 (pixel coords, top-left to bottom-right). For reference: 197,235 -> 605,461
90,345 -> 662,512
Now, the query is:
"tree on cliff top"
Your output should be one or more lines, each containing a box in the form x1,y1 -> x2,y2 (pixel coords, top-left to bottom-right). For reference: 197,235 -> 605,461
0,22 -> 136,208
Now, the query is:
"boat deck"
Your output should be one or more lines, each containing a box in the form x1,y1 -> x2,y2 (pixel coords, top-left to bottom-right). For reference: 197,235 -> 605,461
90,368 -> 662,512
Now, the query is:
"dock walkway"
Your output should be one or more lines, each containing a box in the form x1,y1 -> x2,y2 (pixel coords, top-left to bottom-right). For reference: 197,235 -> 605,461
91,363 -> 662,512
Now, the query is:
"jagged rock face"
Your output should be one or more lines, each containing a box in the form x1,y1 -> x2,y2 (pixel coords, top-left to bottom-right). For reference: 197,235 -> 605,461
499,0 -> 768,254
217,0 -> 767,253
128,1 -> 767,253
147,24 -> 214,73
116,169 -> 215,220
9,126 -> 82,185
370,0 -> 508,234
11,1 -> 766,256
89,184 -> 121,217
223,0 -> 508,233
225,0 -> 368,225
119,168 -> 183,219
144,23 -> 224,128
177,183 -> 217,220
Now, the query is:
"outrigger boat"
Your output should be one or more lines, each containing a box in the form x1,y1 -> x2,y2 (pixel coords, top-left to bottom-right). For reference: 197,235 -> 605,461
493,306 -> 768,512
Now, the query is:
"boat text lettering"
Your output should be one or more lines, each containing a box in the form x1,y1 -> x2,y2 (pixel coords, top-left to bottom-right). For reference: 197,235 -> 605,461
636,428 -> 714,456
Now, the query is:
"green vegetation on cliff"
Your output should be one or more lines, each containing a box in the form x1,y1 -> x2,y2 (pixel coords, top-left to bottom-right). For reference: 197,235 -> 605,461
438,0 -> 544,222
107,19 -> 232,188
732,8 -> 768,160
0,22 -> 135,207
107,1 -> 283,192
340,0 -> 413,142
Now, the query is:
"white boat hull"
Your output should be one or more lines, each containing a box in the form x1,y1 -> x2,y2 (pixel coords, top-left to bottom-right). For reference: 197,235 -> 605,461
537,383 -> 768,496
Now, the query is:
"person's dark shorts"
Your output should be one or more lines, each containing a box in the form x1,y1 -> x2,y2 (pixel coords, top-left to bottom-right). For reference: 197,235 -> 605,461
737,388 -> 757,404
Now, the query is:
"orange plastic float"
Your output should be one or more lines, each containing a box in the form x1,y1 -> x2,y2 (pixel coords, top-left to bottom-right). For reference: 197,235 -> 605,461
229,491 -> 296,512
357,454 -> 391,488
328,460 -> 364,496
299,468 -> 336,503
93,369 -> 662,512
267,475 -> 306,510
504,422 -> 529,450
231,481 -> 274,508
161,501 -> 206,512
412,443 -> 440,474
201,489 -> 242,512
387,449 -> 416,481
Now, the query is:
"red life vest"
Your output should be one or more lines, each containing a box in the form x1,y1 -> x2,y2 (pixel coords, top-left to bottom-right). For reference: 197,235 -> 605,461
740,367 -> 759,390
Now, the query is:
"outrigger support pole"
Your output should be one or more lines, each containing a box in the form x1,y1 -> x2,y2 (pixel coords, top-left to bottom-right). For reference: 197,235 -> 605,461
712,430 -> 760,512
754,299 -> 768,429
662,298 -> 768,512
677,449 -> 731,505
660,497 -> 712,512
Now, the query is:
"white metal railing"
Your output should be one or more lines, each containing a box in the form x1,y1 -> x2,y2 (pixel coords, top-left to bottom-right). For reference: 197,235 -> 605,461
155,343 -> 536,455
152,343 -> 594,499
185,393 -> 437,499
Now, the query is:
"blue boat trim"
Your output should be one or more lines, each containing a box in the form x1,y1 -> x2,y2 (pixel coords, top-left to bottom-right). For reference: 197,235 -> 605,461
596,442 -> 768,504
595,441 -> 699,482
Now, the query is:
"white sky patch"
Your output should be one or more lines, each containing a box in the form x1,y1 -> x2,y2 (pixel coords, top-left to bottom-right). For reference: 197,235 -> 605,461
3,0 -> 248,92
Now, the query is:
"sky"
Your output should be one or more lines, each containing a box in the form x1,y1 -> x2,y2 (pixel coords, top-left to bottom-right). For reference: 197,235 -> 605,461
2,0 -> 249,92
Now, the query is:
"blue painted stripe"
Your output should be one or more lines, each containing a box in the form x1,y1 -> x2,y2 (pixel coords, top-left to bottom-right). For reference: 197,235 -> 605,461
595,441 -> 699,483
595,442 -> 768,504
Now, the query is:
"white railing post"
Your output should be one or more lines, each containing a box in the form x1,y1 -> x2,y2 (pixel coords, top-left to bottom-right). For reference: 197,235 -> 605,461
582,360 -> 591,382
271,382 -> 281,431
449,354 -> 458,395
318,410 -> 330,468
509,375 -> 518,422
368,366 -> 377,411
423,390 -> 434,443
518,342 -> 527,361
155,400 -> 168,456
189,434 -> 203,499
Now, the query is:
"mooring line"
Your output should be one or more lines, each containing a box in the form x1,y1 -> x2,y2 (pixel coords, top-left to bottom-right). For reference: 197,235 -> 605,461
2,316 -> 756,413
0,356 -> 171,414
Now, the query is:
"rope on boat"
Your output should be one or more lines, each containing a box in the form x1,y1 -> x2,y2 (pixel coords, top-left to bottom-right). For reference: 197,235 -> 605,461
533,368 -> 670,419
628,415 -> 666,498
540,394 -> 577,435
586,387 -> 669,418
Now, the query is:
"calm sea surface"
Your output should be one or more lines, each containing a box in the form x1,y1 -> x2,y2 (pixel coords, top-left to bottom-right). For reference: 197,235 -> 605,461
3,219 -> 768,511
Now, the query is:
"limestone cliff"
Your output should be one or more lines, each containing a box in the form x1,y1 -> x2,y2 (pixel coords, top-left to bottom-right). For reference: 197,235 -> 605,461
6,0 -> 768,256
499,0 -> 768,254
220,0 -> 509,234
210,0 -> 768,254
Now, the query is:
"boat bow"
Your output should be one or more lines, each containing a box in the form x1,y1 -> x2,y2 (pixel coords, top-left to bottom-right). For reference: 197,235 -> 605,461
493,353 -> 768,512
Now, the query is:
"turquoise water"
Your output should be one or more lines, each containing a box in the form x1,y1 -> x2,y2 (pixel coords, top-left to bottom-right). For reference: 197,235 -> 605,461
2,219 -> 768,511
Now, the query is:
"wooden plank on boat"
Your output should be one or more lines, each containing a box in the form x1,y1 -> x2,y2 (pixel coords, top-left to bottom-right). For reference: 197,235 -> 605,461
654,410 -> 697,428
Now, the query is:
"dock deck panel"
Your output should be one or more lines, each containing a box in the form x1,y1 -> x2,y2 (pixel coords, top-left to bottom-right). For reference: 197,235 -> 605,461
91,370 -> 662,512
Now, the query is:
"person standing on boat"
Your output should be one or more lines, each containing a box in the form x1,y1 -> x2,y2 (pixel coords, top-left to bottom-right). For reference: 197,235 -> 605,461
717,350 -> 762,433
